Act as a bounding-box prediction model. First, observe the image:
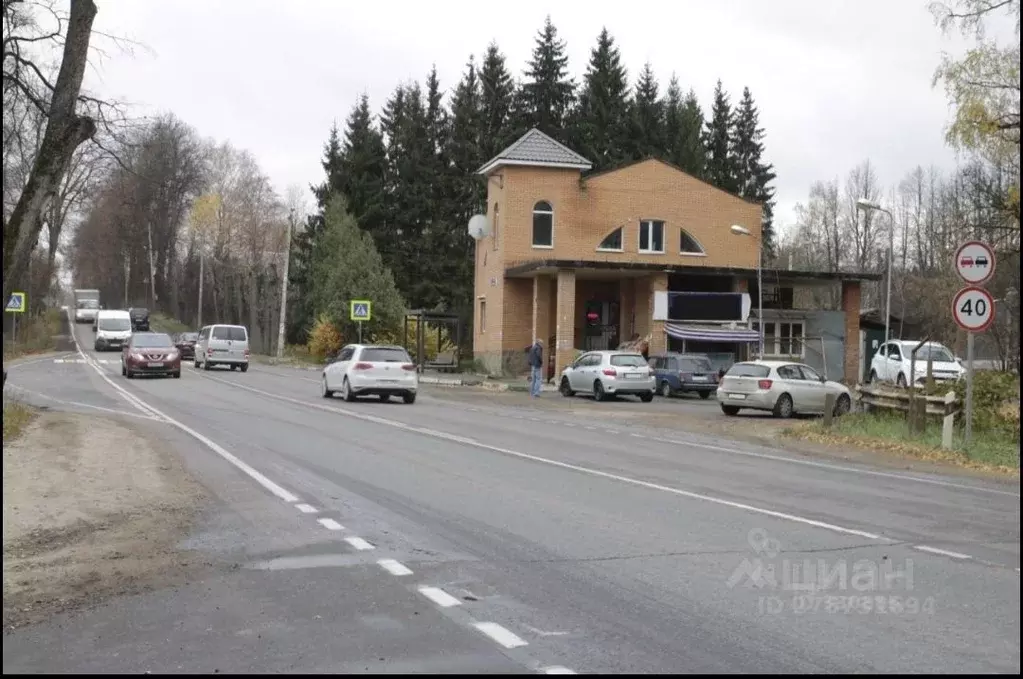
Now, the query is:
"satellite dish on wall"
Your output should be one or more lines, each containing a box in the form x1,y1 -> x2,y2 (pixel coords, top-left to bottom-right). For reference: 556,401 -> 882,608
468,214 -> 490,240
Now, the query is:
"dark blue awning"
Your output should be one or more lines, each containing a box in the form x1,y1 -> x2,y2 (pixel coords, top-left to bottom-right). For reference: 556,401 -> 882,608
665,323 -> 759,343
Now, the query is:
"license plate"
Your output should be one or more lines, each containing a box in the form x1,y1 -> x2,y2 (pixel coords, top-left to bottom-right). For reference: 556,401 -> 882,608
379,379 -> 398,383
148,362 -> 164,368
728,393 -> 747,400
691,376 -> 707,381
625,373 -> 643,379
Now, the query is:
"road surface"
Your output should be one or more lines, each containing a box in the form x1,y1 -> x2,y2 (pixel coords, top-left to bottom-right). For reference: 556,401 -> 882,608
3,318 -> 1019,673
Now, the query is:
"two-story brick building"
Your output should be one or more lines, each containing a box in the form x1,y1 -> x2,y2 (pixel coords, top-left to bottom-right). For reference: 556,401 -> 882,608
471,128 -> 880,382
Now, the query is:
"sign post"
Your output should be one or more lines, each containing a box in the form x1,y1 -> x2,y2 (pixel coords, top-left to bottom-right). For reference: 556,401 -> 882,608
349,300 -> 372,344
6,292 -> 26,342
952,241 -> 996,445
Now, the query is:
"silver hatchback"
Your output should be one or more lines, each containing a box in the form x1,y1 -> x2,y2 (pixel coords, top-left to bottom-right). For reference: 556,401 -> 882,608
559,350 -> 656,402
716,360 -> 852,418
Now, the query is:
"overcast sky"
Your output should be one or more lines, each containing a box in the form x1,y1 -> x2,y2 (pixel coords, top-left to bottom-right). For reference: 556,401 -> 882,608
83,0 -> 1014,234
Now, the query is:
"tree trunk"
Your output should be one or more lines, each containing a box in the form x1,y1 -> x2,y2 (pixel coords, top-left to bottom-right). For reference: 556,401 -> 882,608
2,0 -> 99,309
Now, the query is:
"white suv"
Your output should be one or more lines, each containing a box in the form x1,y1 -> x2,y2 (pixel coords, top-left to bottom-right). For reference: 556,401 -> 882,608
868,340 -> 964,387
321,344 -> 418,403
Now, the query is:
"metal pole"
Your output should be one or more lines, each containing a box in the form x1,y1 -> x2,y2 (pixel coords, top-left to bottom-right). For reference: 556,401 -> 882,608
757,244 -> 764,357
965,331 -> 975,445
884,209 -> 893,344
147,222 -> 157,309
275,210 -> 294,359
358,321 -> 363,344
197,244 -> 205,329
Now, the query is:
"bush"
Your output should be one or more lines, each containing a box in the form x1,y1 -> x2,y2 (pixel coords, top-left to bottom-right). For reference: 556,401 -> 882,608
307,314 -> 343,360
951,370 -> 1020,439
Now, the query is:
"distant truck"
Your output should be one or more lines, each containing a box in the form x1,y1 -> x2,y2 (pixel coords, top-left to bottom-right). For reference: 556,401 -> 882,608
73,289 -> 101,324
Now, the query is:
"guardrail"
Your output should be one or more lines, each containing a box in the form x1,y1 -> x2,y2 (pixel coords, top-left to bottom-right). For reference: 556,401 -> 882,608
855,384 -> 959,449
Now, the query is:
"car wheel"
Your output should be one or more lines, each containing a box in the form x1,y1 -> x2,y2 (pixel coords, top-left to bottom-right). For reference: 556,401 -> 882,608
659,381 -> 672,398
194,358 -> 201,369
173,371 -> 181,379
639,391 -> 654,403
379,394 -> 391,403
868,369 -> 878,384
341,378 -> 356,402
772,393 -> 794,418
698,391 -> 711,400
721,404 -> 740,416
121,364 -> 126,376
125,369 -> 134,379
559,377 -> 575,397
834,393 -> 851,417
593,380 -> 607,402
402,391 -> 417,404
203,360 -> 211,371
240,363 -> 248,373
896,373 -> 907,388
321,376 -> 333,398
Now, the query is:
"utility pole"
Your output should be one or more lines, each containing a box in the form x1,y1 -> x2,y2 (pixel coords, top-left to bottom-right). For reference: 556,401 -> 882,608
123,257 -> 130,307
147,221 -> 157,309
197,231 -> 205,329
275,209 -> 295,359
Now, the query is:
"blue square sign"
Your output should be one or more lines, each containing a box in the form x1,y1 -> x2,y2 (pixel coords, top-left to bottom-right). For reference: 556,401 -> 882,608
350,300 -> 372,322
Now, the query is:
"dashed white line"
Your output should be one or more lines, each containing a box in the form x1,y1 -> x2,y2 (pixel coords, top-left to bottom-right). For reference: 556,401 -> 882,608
377,559 -> 413,576
345,536 -> 375,551
913,545 -> 973,560
542,667 -> 577,675
295,503 -> 318,514
473,621 -> 528,649
418,586 -> 462,608
317,518 -> 344,531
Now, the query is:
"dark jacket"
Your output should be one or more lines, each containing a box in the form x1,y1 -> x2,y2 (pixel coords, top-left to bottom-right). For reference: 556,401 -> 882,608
527,342 -> 543,368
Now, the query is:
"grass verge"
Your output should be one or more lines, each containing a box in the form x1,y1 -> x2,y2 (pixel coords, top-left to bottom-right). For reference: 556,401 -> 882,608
2,401 -> 38,444
2,309 -> 62,361
148,313 -> 190,335
783,411 -> 1019,474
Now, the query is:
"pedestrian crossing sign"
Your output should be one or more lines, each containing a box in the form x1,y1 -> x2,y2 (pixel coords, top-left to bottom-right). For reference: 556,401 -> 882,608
6,291 -> 26,313
350,300 -> 372,322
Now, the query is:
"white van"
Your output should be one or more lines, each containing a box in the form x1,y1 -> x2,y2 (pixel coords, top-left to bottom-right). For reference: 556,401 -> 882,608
94,310 -> 133,351
195,324 -> 250,372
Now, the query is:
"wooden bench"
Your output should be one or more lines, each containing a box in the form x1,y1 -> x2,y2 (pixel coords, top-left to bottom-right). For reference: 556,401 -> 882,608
425,348 -> 459,373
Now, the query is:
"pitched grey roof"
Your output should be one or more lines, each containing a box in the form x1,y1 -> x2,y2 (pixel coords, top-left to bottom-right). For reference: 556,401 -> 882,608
476,128 -> 592,175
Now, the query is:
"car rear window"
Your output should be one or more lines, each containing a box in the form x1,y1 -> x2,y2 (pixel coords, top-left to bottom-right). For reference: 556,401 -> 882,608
212,326 -> 247,341
726,363 -> 770,378
181,332 -> 198,341
610,354 -> 647,367
679,357 -> 713,372
133,333 -> 173,348
361,347 -> 411,363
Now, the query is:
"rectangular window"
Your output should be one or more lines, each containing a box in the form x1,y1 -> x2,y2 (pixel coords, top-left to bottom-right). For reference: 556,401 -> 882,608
753,321 -> 804,356
639,220 -> 665,253
479,298 -> 486,334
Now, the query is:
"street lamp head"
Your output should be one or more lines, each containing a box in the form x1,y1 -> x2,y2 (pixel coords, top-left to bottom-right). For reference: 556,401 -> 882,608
856,198 -> 882,211
730,224 -> 751,236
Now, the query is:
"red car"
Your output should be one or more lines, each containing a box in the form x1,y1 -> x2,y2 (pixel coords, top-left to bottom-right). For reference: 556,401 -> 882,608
121,332 -> 182,379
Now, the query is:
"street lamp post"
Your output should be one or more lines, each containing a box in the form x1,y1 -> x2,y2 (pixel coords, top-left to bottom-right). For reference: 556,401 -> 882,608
276,209 -> 295,360
856,198 -> 894,346
730,225 -> 764,357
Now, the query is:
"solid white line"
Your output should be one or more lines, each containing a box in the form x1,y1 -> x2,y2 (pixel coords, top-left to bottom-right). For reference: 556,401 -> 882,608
473,622 -> 528,649
192,373 -> 889,541
542,667 -> 577,675
64,310 -> 301,504
345,536 -> 375,551
318,518 -> 344,531
418,586 -> 462,608
377,558 -> 413,576
913,545 -> 973,560
295,503 -> 318,514
6,386 -> 162,421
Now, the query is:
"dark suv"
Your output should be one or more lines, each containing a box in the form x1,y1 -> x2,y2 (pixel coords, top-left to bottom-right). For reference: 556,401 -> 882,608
128,307 -> 150,331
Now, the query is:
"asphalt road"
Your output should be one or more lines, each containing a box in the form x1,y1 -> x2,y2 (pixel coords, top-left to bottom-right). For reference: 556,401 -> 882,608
3,320 -> 1019,674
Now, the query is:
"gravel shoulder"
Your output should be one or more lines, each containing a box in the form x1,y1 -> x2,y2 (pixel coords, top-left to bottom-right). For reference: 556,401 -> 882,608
2,411 -> 210,631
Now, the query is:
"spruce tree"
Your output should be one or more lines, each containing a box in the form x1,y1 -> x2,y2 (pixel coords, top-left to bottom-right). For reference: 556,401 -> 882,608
731,86 -> 777,256
628,61 -> 664,161
572,27 -> 631,170
515,15 -> 575,139
339,94 -> 387,242
661,76 -> 705,177
478,42 -> 516,161
703,79 -> 739,194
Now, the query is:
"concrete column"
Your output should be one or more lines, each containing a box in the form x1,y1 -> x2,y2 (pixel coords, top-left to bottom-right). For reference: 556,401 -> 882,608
554,270 -> 577,378
647,273 -> 669,354
841,281 -> 861,384
618,278 -> 634,346
532,275 -> 552,346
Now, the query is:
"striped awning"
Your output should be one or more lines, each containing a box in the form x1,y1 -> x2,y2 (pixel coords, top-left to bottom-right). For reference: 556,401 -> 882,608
664,323 -> 759,343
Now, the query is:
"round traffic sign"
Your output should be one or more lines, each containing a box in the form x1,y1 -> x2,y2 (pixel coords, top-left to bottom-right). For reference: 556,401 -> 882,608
951,286 -> 996,333
954,240 -> 996,285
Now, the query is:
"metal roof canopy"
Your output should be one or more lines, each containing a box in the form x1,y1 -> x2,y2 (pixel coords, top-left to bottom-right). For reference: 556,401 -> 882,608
404,309 -> 463,373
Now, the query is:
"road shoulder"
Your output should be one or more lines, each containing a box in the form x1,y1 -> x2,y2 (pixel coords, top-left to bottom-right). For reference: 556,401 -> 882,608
2,410 -> 210,631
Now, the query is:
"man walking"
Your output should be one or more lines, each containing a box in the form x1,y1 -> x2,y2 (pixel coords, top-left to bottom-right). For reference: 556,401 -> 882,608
527,338 -> 544,398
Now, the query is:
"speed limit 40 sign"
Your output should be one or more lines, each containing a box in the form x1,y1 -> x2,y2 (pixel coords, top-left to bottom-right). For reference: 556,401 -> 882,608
952,286 -> 996,333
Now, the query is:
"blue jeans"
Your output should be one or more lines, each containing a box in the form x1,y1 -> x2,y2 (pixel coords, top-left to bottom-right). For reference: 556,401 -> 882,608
530,366 -> 543,396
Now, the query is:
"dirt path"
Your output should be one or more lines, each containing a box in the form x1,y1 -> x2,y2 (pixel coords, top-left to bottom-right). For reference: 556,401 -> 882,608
2,411 -> 210,631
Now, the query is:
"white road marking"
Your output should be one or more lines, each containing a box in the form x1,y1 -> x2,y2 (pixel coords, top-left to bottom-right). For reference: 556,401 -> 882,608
473,621 -> 528,649
6,386 -> 162,421
344,536 -> 375,551
194,374 -> 889,541
317,518 -> 344,531
64,310 -> 301,505
295,503 -> 318,514
913,545 -> 973,560
377,559 -> 413,576
418,586 -> 462,608
542,667 -> 577,674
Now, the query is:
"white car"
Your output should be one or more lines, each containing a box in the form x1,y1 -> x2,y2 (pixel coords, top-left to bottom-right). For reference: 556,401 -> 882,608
74,300 -> 100,324
195,324 -> 250,372
717,360 -> 853,418
93,309 -> 133,351
322,344 -> 418,403
868,340 -> 964,388
558,350 -> 656,402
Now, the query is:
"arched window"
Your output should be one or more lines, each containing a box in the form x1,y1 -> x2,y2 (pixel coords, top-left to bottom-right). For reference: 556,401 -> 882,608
492,202 -> 500,250
679,229 -> 706,255
532,201 -> 554,248
597,226 -> 623,252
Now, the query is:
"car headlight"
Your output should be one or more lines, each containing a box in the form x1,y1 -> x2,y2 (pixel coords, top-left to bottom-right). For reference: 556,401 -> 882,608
168,350 -> 179,360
